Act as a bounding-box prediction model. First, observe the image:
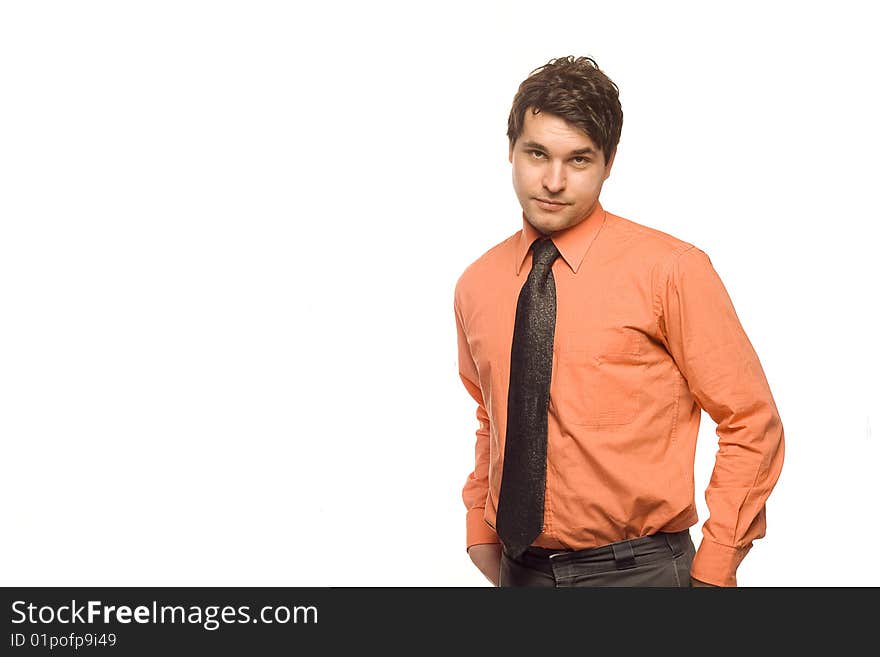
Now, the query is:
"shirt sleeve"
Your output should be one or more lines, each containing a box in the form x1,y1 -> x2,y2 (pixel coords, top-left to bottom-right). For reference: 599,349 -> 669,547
659,246 -> 785,586
454,294 -> 501,550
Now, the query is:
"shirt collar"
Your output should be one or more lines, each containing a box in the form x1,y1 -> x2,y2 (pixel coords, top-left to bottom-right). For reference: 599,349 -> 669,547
515,201 -> 607,276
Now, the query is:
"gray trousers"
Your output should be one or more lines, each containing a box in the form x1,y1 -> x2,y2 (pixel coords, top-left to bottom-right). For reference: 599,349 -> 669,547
499,529 -> 696,587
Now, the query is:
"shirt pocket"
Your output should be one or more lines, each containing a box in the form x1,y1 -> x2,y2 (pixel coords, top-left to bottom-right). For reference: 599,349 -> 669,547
553,328 -> 643,427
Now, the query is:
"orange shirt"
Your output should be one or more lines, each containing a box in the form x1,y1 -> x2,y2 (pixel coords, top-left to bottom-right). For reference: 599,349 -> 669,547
454,201 -> 785,587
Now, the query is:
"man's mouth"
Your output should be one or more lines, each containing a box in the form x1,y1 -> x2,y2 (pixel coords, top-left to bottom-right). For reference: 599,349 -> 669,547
534,198 -> 569,210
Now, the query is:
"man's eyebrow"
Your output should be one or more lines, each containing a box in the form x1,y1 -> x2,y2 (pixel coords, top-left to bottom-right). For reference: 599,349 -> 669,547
521,140 -> 597,156
568,146 -> 597,156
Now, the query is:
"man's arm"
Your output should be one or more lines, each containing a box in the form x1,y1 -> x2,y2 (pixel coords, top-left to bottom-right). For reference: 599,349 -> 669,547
691,577 -> 719,587
468,543 -> 502,586
454,294 -> 502,565
659,246 -> 785,587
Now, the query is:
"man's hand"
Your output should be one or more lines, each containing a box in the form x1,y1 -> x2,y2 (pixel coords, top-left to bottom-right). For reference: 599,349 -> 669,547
691,577 -> 721,587
467,543 -> 503,586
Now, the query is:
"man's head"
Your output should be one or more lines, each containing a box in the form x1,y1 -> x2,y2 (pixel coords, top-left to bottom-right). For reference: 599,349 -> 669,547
507,56 -> 623,235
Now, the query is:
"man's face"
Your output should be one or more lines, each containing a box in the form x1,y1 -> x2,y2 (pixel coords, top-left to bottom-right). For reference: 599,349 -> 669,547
509,109 -> 615,235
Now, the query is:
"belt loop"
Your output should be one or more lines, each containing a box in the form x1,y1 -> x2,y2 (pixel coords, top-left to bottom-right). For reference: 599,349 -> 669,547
611,540 -> 636,569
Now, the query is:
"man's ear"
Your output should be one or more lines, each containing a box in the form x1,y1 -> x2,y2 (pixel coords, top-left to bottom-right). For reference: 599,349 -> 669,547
603,148 -> 616,180
508,141 -> 514,164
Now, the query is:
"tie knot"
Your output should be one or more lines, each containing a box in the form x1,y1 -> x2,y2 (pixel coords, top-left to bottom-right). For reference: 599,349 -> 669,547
531,238 -> 559,271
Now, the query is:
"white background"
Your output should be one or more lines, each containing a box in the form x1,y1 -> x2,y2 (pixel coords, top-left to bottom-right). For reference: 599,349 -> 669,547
1,1 -> 877,587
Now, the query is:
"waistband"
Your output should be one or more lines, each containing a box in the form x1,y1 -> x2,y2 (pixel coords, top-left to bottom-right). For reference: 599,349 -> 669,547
506,530 -> 693,571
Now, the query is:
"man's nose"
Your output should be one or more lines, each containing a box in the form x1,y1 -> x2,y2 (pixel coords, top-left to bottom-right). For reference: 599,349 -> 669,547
542,162 -> 565,193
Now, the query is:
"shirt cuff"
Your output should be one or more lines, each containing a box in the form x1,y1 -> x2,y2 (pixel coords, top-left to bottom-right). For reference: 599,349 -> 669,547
691,538 -> 750,587
466,507 -> 500,550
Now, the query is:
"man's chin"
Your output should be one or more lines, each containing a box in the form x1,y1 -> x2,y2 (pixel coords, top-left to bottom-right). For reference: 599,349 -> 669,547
526,214 -> 567,236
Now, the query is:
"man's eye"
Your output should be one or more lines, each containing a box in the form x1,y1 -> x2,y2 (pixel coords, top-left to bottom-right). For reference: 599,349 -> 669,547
572,157 -> 590,165
529,150 -> 546,158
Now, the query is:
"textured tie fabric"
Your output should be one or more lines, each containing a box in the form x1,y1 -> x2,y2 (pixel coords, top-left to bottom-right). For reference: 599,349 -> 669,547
495,237 -> 561,559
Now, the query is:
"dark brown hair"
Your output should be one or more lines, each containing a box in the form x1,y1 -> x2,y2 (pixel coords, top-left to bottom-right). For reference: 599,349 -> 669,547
507,56 -> 623,164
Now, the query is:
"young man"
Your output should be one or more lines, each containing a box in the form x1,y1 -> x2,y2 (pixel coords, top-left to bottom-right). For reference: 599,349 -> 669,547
453,56 -> 784,587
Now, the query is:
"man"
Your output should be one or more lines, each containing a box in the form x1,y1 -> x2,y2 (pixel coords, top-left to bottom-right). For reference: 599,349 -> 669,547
453,56 -> 784,587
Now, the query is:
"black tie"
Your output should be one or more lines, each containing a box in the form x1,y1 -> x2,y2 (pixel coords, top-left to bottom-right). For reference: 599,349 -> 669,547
496,237 -> 560,559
